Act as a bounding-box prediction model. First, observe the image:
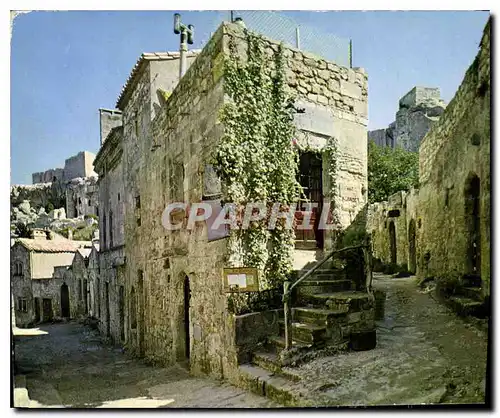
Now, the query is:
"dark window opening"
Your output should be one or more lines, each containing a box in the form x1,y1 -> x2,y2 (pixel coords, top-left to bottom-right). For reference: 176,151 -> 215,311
109,211 -> 113,248
18,297 -> 28,312
388,209 -> 400,218
389,221 -> 397,264
135,196 -> 141,209
118,193 -> 121,201
471,133 -> 481,146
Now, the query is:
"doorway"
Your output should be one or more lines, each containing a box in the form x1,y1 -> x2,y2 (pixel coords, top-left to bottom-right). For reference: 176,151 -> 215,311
42,298 -> 53,322
465,174 -> 481,276
105,282 -> 110,337
295,151 -> 324,249
389,221 -> 397,264
137,273 -> 145,357
119,285 -> 125,342
34,298 -> 40,323
408,219 -> 417,274
83,279 -> 88,315
183,276 -> 191,360
60,284 -> 70,318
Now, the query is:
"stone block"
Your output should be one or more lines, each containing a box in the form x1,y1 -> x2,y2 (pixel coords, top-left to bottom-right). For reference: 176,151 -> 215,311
340,80 -> 362,99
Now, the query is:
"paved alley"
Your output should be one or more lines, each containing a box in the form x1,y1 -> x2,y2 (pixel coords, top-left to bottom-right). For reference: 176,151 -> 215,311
13,322 -> 278,408
282,273 -> 489,406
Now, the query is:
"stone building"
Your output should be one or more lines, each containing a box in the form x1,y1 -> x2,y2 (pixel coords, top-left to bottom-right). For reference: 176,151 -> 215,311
368,19 -> 490,307
10,230 -> 93,327
368,86 -> 446,151
93,20 -> 372,383
65,176 -> 99,218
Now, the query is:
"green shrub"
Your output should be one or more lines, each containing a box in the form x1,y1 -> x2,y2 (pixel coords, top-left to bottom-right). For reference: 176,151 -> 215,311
84,214 -> 98,221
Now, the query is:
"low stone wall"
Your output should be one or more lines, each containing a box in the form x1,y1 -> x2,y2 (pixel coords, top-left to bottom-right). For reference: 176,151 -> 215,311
233,310 -> 282,364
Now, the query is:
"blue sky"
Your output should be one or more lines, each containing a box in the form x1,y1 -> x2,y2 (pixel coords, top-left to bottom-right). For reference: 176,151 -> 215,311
10,10 -> 490,185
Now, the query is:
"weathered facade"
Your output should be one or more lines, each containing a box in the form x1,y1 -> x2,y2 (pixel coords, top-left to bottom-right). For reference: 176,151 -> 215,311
368,86 -> 446,152
10,232 -> 94,327
94,21 -> 370,382
368,20 -> 490,303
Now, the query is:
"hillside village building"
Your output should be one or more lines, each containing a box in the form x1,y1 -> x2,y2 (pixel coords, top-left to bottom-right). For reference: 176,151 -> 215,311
11,229 -> 96,327
91,21 -> 375,385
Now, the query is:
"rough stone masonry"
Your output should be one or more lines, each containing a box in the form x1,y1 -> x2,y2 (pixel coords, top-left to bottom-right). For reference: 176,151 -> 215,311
93,21 -> 369,384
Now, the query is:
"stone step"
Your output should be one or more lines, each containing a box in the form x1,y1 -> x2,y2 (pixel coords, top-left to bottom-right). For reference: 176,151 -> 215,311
461,274 -> 482,288
460,286 -> 483,301
292,307 -> 347,326
267,335 -> 311,351
305,270 -> 346,281
448,295 -> 485,317
296,279 -> 352,296
237,364 -> 306,406
278,320 -> 327,345
300,291 -> 374,312
252,351 -> 302,382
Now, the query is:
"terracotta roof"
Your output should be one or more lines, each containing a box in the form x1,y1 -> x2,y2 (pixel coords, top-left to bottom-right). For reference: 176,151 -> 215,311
16,238 -> 92,253
116,50 -> 202,110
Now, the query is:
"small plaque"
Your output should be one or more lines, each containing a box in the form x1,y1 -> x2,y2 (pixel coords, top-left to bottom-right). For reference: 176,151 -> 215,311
223,267 -> 259,292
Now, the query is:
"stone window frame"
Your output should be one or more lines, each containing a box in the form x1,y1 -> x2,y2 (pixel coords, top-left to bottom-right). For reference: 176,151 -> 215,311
13,261 -> 23,276
17,297 -> 28,312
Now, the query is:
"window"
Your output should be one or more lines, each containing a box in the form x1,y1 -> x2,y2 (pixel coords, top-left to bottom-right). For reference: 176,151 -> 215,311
134,113 -> 140,139
118,193 -> 121,202
78,279 -> 83,301
17,297 -> 28,312
78,198 -> 82,205
136,196 -> 141,226
102,214 -> 107,249
109,211 -> 113,248
13,261 -> 23,276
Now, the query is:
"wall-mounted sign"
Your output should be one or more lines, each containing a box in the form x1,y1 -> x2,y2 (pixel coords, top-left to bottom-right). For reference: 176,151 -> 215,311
223,267 -> 259,292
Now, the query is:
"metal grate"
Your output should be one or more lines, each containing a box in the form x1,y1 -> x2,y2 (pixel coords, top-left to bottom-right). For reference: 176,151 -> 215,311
199,11 -> 351,68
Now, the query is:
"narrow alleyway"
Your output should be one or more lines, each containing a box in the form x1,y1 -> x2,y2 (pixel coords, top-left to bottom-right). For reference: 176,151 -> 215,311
13,322 -> 278,408
284,273 -> 489,406
13,273 -> 489,408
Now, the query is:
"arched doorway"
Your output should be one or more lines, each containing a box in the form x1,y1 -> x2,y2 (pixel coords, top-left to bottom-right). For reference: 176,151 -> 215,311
408,219 -> 417,274
465,174 -> 481,276
61,283 -> 70,318
183,276 -> 191,360
389,221 -> 397,264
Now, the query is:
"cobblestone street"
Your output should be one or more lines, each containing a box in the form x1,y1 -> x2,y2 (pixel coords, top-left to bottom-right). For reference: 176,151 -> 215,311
13,322 -> 278,408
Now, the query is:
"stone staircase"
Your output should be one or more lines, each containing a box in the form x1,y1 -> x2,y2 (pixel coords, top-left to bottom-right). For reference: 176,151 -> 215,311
447,274 -> 488,318
237,263 -> 376,406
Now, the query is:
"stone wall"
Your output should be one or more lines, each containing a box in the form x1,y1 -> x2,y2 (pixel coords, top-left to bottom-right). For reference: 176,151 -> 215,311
32,168 -> 64,185
418,20 -> 490,296
11,244 -> 33,327
95,21 -> 369,380
367,189 -> 419,273
368,20 -> 490,300
65,176 -> 99,218
31,151 -> 97,185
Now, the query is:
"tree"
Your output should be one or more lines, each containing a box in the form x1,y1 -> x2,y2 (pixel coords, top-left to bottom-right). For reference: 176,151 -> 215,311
368,140 -> 419,204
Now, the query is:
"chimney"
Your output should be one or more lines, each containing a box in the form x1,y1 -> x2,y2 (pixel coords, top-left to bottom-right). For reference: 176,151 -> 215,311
31,229 -> 47,240
99,108 -> 123,145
